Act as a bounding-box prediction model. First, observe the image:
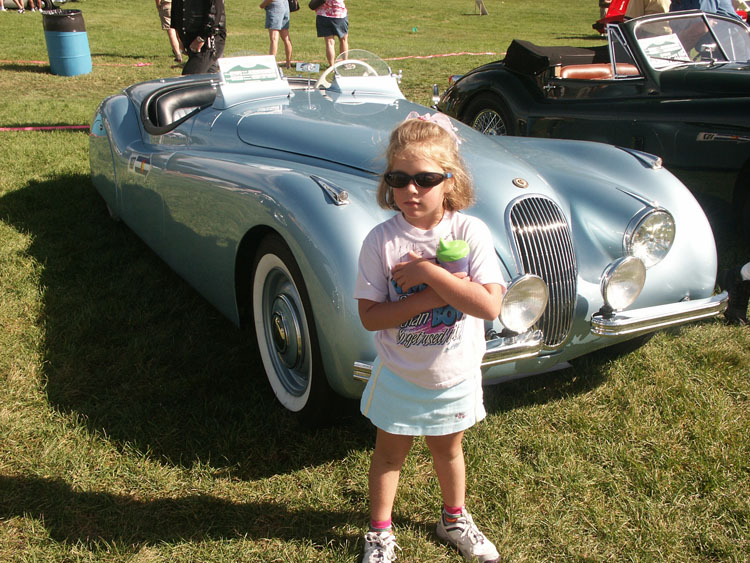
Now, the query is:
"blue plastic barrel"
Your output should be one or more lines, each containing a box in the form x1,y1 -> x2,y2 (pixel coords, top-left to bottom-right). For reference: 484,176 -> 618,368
42,9 -> 92,77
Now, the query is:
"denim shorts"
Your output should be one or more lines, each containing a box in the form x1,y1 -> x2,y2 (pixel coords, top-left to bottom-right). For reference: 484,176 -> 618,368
360,359 -> 486,436
265,0 -> 290,30
316,15 -> 348,37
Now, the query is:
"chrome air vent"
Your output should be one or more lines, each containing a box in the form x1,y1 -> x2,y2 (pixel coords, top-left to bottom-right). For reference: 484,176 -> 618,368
508,196 -> 577,348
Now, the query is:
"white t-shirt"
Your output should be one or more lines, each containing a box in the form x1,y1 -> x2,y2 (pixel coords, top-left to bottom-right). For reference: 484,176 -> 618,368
354,211 -> 506,389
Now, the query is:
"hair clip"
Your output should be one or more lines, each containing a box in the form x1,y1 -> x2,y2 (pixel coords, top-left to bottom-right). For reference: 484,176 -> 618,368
404,111 -> 462,145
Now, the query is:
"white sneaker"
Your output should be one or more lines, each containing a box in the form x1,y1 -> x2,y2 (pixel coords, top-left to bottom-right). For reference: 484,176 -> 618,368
362,530 -> 400,562
436,509 -> 500,562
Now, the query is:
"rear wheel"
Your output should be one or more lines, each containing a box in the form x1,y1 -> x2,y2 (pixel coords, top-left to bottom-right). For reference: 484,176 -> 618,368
251,234 -> 331,420
464,93 -> 514,136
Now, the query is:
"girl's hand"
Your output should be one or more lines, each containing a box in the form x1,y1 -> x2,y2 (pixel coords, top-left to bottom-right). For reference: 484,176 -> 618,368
391,251 -> 470,291
391,251 -> 436,291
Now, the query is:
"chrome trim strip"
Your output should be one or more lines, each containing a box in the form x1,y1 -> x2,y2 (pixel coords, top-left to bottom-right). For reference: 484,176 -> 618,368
353,361 -> 372,382
352,329 -> 544,381
481,329 -> 544,368
591,292 -> 728,337
310,175 -> 350,206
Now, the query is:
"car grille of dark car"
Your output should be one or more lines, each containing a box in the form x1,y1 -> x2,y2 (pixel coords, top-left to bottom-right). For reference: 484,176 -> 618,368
509,195 -> 577,348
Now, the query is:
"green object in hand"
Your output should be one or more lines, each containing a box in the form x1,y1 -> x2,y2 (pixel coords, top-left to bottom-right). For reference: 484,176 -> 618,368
437,238 -> 470,273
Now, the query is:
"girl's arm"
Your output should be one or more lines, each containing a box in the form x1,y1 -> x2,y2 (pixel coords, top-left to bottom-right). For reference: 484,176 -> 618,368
391,255 -> 504,321
358,287 -> 447,331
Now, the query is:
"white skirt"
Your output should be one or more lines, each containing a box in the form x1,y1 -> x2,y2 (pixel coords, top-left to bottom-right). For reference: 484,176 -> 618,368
360,358 -> 486,436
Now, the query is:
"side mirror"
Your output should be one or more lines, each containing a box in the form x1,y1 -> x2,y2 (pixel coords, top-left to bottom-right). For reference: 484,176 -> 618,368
431,84 -> 440,107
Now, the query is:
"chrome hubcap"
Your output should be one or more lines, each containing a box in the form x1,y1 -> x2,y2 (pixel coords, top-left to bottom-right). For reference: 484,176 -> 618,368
258,263 -> 310,399
271,294 -> 302,369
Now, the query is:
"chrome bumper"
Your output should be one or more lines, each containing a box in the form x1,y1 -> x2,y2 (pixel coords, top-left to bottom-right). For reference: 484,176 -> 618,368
353,329 -> 544,382
591,292 -> 728,337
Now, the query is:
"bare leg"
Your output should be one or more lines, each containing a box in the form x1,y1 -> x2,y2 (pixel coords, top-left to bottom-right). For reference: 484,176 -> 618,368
168,28 -> 183,61
369,429 -> 414,523
425,431 -> 466,509
268,28 -> 280,56
280,28 -> 292,68
338,33 -> 349,60
324,35 -> 336,66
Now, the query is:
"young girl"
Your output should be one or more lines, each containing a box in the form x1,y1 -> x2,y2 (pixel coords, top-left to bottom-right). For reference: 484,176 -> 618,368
354,113 -> 505,563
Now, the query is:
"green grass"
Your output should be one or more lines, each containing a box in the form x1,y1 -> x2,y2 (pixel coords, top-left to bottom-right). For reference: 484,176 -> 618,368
1,1 -> 749,561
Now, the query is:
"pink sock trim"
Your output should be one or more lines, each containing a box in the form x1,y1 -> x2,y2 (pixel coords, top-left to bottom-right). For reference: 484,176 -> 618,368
370,518 -> 392,531
443,504 -> 464,516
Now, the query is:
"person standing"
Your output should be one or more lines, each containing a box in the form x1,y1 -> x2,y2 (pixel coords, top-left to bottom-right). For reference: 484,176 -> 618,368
720,261 -> 750,325
156,0 -> 184,63
315,0 -> 348,67
171,0 -> 226,75
669,0 -> 743,19
626,0 -> 670,17
354,113 -> 505,563
260,0 -> 293,69
600,0 -> 612,18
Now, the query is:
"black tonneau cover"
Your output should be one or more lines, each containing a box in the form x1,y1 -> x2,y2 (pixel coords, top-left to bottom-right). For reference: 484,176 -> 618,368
503,39 -> 608,74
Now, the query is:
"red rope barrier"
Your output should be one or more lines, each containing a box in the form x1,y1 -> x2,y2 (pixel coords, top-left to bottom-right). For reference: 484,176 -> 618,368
0,59 -> 153,67
0,125 -> 89,132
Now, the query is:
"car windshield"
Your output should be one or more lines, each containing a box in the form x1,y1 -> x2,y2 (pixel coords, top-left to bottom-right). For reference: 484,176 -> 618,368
332,49 -> 392,77
633,13 -> 750,69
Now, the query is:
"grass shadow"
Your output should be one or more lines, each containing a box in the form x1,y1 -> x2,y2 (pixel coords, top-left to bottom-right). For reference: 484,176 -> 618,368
0,174 -> 370,479
483,360 -> 608,416
0,62 -> 50,73
0,473 -> 365,547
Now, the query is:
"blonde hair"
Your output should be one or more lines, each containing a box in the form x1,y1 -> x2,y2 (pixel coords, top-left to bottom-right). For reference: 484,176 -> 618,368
376,118 -> 474,211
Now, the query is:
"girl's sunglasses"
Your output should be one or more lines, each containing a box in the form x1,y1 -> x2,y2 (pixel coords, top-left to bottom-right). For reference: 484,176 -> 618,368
384,171 -> 452,189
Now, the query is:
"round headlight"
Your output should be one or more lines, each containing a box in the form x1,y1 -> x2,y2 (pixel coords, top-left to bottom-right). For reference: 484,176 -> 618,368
625,209 -> 675,268
601,256 -> 646,312
499,274 -> 549,333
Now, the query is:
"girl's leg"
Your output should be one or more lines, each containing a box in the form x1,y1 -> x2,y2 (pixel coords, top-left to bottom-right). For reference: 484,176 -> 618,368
280,28 -> 292,68
369,429 -> 413,524
429,431 -> 500,561
425,431 -> 465,509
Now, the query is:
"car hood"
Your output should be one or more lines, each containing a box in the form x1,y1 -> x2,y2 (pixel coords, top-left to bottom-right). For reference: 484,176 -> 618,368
237,94 -> 403,173
236,93 -> 544,184
659,62 -> 750,95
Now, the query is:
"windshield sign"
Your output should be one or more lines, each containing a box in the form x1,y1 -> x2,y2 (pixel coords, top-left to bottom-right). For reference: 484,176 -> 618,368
634,13 -> 750,69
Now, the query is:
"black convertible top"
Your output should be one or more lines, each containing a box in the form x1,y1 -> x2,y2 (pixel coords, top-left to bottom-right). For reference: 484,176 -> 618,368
503,39 -> 609,75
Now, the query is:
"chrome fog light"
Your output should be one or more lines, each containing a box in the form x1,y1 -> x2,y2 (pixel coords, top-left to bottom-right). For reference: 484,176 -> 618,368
601,256 -> 646,312
625,209 -> 675,268
499,274 -> 548,333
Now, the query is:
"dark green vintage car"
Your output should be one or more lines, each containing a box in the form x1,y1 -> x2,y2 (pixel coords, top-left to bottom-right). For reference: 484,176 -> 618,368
437,10 -> 750,237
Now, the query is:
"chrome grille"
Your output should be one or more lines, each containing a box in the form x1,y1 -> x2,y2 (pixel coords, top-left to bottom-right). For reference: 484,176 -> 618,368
509,196 -> 577,348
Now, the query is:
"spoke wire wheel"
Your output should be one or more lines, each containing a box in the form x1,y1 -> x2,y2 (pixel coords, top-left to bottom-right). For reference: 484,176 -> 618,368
471,108 -> 507,136
252,238 -> 316,413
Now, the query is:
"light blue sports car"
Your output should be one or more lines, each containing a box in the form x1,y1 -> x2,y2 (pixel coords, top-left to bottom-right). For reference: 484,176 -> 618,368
89,51 -> 727,421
